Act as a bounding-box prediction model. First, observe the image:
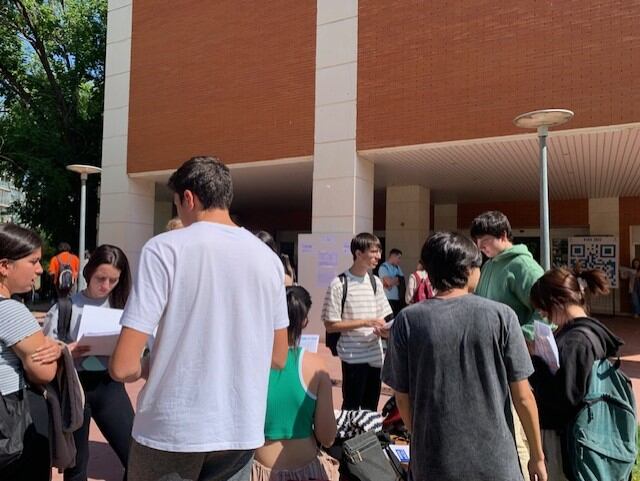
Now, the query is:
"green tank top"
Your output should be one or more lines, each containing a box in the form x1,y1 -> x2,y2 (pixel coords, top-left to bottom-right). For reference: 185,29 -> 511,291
264,347 -> 317,440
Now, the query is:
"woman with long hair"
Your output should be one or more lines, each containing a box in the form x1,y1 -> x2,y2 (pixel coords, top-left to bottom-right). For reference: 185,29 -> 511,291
629,258 -> 640,318
252,285 -> 339,481
529,267 -> 621,481
44,244 -> 134,481
0,223 -> 59,480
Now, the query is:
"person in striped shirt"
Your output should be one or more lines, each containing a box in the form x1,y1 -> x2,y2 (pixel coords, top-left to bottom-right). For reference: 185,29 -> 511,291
321,233 -> 393,411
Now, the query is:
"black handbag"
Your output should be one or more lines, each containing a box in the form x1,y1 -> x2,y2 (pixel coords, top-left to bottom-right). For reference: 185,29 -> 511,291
0,388 -> 29,469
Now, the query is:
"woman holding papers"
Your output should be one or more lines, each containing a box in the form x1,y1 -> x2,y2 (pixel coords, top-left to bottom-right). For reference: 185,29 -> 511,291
252,285 -> 339,481
529,267 -> 622,481
0,224 -> 59,480
44,244 -> 134,481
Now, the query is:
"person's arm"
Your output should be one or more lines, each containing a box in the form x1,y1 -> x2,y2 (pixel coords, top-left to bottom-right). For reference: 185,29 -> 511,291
12,331 -> 58,384
109,327 -> 150,382
395,390 -> 412,434
510,380 -> 547,481
271,328 -> 288,369
378,264 -> 395,289
324,318 -> 386,333
405,273 -> 417,304
313,359 -> 337,447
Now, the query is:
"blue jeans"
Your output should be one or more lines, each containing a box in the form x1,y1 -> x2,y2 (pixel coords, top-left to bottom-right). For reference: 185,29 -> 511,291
632,291 -> 640,315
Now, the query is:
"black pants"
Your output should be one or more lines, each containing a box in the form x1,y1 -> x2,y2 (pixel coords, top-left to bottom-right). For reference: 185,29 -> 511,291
65,371 -> 134,481
341,362 -> 381,411
388,299 -> 403,317
0,390 -> 50,481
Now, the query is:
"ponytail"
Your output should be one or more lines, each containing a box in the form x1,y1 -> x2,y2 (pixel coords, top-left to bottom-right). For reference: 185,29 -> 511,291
531,267 -> 610,314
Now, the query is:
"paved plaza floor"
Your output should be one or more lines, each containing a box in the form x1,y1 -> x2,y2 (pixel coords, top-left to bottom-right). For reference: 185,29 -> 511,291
51,315 -> 640,481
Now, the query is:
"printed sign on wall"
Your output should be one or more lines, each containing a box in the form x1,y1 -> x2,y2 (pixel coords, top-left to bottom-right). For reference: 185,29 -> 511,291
568,237 -> 619,288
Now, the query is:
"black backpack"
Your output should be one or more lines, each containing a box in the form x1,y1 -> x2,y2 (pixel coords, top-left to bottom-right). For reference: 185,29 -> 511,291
326,272 -> 378,357
56,297 -> 74,343
56,255 -> 74,292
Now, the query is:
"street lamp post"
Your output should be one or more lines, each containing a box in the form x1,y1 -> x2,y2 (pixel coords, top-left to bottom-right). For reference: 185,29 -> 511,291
66,164 -> 102,290
513,109 -> 574,271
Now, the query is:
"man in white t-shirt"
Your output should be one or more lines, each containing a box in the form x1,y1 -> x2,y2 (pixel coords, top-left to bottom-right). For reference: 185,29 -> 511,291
109,156 -> 289,481
321,233 -> 393,411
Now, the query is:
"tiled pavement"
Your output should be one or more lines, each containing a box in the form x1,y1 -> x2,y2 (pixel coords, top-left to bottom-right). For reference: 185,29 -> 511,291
51,315 -> 640,481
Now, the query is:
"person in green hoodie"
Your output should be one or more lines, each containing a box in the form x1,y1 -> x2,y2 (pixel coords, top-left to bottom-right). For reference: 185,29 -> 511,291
470,210 -> 544,478
471,211 -> 544,342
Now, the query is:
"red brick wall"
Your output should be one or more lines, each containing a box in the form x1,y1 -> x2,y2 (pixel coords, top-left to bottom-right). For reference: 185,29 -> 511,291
457,199 -> 588,230
357,0 -> 640,150
127,1 -> 316,173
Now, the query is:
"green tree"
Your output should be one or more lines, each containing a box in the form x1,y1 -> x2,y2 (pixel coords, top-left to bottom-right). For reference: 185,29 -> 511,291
0,0 -> 107,249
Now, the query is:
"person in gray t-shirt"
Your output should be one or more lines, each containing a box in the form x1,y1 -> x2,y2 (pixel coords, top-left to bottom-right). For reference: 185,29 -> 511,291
382,232 -> 547,481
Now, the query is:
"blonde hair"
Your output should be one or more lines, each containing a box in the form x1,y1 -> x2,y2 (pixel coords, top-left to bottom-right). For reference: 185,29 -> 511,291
165,217 -> 183,231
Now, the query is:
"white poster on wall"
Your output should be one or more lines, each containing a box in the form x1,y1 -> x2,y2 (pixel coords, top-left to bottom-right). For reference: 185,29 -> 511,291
568,236 -> 619,288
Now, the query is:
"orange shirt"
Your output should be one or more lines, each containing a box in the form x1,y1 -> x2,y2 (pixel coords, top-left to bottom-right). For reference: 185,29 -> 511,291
48,252 -> 80,283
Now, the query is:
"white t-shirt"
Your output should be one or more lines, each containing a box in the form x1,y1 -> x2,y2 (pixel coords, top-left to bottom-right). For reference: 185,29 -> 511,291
321,271 -> 392,368
120,222 -> 289,452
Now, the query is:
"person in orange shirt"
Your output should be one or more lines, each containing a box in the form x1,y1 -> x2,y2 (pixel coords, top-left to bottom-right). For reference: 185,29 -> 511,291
48,242 -> 80,297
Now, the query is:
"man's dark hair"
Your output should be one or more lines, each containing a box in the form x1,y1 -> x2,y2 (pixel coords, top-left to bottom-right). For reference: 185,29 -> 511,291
167,156 -> 233,210
57,242 -> 71,253
350,233 -> 381,261
389,248 -> 402,257
470,211 -> 513,241
421,232 -> 482,292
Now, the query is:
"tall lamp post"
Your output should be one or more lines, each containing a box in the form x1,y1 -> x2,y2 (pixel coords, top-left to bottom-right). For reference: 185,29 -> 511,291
66,164 -> 102,290
513,109 -> 574,271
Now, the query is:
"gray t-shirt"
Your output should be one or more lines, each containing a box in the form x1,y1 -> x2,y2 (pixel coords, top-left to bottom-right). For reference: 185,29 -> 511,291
43,291 -> 111,371
0,298 -> 41,395
382,294 -> 533,481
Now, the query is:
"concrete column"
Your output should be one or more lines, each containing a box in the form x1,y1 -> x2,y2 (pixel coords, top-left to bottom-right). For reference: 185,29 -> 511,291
588,197 -> 621,314
588,198 -> 620,236
385,186 -> 430,277
312,0 -> 373,234
434,204 -> 458,232
98,0 -> 155,272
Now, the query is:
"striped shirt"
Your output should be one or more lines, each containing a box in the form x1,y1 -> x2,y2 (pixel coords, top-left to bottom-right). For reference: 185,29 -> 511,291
0,298 -> 41,395
321,271 -> 393,368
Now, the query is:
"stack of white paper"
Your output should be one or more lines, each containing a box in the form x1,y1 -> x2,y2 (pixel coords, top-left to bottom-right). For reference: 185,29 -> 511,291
300,334 -> 319,353
76,305 -> 123,357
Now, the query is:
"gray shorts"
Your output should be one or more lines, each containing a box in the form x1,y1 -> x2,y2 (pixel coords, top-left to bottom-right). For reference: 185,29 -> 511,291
128,439 -> 254,481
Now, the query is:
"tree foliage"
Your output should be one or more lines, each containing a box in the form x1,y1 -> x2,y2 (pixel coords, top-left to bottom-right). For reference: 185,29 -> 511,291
0,0 -> 107,249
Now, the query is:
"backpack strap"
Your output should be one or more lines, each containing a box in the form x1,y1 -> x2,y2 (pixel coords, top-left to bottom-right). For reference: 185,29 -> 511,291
572,325 -> 608,361
369,271 -> 377,294
56,297 -> 73,343
338,273 -> 347,317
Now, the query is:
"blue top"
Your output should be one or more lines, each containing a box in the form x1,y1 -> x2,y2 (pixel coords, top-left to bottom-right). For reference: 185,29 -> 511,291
378,262 -> 404,300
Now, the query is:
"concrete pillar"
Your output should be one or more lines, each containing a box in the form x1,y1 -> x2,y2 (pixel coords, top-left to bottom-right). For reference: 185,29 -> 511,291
312,0 -> 373,234
98,0 -> 155,272
588,197 -> 621,314
385,186 -> 430,277
434,204 -> 458,232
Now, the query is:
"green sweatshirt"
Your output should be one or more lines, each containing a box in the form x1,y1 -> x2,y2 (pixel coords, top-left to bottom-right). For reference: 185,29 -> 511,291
475,244 -> 544,341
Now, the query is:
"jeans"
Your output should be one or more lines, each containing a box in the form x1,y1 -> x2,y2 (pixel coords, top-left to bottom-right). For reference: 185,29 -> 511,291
128,441 -> 254,481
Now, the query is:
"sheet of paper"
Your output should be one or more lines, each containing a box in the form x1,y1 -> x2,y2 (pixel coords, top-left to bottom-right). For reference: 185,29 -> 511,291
389,444 -> 410,463
300,334 -> 319,353
380,318 -> 395,331
76,333 -> 120,357
534,320 -> 560,374
76,305 -> 123,339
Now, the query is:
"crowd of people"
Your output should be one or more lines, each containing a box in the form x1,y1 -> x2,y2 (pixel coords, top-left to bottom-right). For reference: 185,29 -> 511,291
0,155 -> 635,481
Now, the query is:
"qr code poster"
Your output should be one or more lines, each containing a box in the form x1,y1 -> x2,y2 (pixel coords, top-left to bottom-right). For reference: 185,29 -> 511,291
568,237 -> 619,288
